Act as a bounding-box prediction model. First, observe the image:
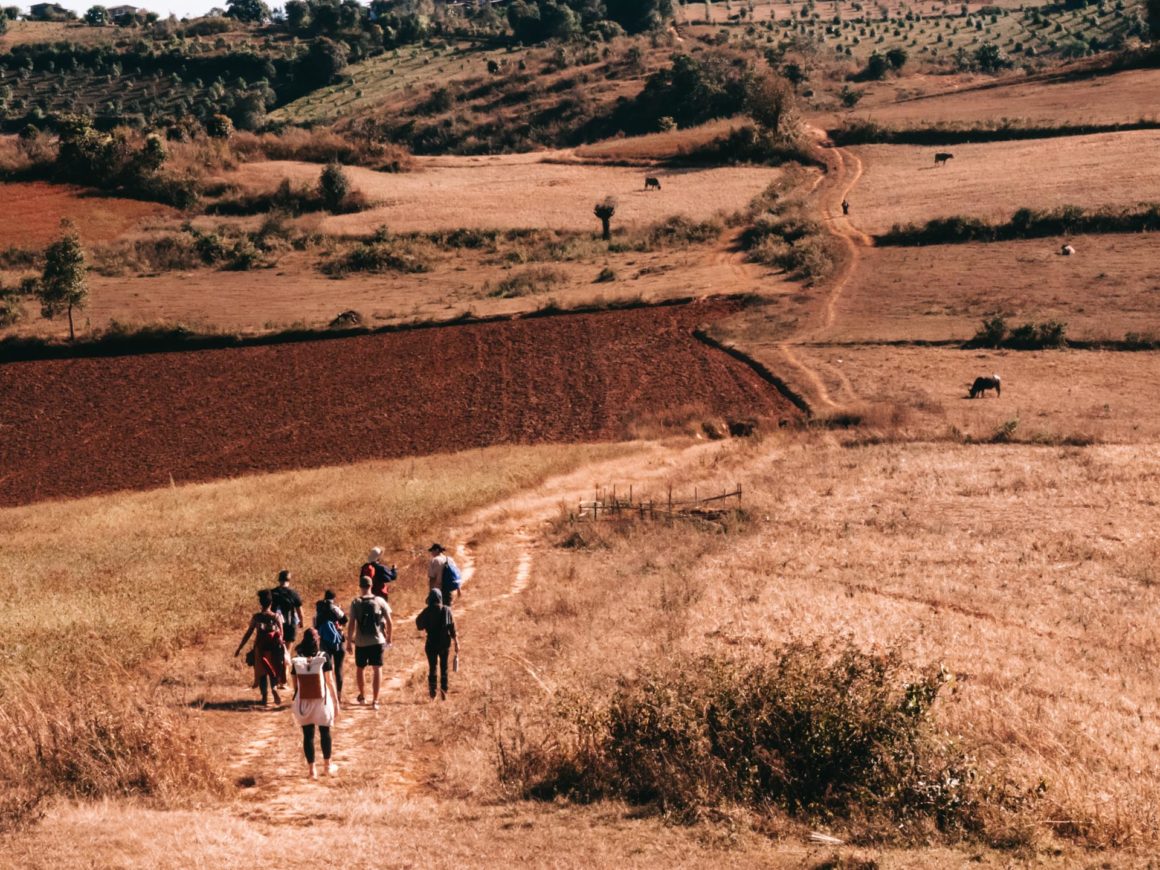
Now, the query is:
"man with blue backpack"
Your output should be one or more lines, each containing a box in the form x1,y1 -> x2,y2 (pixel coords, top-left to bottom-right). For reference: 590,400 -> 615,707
427,543 -> 462,606
314,590 -> 347,698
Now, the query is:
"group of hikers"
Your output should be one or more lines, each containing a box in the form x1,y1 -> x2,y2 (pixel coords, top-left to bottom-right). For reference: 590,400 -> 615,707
234,543 -> 462,778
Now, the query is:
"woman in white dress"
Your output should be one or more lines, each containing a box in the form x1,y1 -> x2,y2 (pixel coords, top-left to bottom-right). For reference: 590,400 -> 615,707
290,628 -> 340,779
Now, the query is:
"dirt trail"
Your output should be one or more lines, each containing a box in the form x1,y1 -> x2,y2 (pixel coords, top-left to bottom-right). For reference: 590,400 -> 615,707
773,129 -> 873,411
220,442 -> 729,823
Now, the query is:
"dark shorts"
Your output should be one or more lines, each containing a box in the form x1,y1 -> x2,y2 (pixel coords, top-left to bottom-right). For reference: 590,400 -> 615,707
355,644 -> 384,668
283,621 -> 298,644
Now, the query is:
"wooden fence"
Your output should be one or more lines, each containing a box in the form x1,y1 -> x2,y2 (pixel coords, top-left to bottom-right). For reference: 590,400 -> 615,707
575,483 -> 742,521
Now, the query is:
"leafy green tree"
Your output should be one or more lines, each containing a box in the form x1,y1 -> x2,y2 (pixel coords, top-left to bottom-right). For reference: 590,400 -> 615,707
37,223 -> 88,341
319,161 -> 350,213
226,0 -> 269,23
206,113 -> 234,139
1146,0 -> 1160,38
863,51 -> 889,79
84,5 -> 109,25
973,42 -> 1009,71
284,0 -> 310,31
604,0 -> 674,33
885,46 -> 908,69
745,71 -> 793,135
298,37 -> 349,86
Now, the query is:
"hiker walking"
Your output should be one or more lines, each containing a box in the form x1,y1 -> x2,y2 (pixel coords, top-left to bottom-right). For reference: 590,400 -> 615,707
314,590 -> 347,698
360,546 -> 397,602
427,542 -> 462,606
290,628 -> 340,779
416,588 -> 458,701
841,198 -> 850,216
234,588 -> 285,705
347,574 -> 392,710
270,570 -> 305,646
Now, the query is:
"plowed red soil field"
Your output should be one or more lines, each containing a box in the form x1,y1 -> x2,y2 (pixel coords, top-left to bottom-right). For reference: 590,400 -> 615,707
0,301 -> 800,506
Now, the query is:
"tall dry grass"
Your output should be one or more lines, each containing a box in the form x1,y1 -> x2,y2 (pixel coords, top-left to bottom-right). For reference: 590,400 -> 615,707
0,442 -> 633,827
436,438 -> 1160,852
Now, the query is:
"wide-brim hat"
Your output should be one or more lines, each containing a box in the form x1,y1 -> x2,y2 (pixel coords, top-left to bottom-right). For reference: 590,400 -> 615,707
428,542 -> 445,553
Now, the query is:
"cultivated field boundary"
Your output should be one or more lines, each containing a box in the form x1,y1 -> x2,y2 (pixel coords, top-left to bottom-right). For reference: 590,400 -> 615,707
0,294 -> 761,365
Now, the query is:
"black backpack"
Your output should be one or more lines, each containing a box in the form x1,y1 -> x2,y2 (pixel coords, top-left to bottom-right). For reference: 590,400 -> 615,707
356,597 -> 381,636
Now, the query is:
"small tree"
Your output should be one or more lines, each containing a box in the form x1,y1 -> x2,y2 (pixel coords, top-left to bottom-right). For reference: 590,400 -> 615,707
319,161 -> 350,213
38,223 -> 88,341
226,0 -> 269,23
594,196 -> 617,242
1148,0 -> 1160,39
206,113 -> 234,139
885,46 -> 908,69
84,5 -> 109,25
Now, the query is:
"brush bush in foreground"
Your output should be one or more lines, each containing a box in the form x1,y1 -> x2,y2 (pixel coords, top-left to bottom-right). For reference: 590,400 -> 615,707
0,665 -> 228,830
500,642 -> 986,839
879,204 -> 1160,246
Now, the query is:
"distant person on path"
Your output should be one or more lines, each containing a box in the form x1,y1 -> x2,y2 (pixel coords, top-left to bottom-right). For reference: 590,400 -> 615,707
271,570 -> 305,646
360,547 -> 397,602
234,588 -> 285,705
348,575 -> 392,709
290,628 -> 340,779
314,589 -> 348,698
416,588 -> 458,701
841,198 -> 850,216
427,543 -> 461,606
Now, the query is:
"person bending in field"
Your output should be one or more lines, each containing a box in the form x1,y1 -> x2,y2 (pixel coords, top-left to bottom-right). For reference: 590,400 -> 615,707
360,546 -> 397,602
416,588 -> 458,701
234,588 -> 285,705
347,575 -> 392,710
290,628 -> 340,779
314,589 -> 348,698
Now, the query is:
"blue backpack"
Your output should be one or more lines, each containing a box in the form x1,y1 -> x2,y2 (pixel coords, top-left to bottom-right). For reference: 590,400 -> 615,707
316,602 -> 344,650
441,557 -> 463,591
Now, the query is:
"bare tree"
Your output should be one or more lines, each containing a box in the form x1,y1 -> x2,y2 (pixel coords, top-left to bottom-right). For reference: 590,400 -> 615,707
594,196 -> 617,242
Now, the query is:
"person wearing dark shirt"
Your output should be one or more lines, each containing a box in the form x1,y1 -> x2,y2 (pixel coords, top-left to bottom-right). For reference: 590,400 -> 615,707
270,569 -> 305,645
415,588 -> 458,701
314,589 -> 348,698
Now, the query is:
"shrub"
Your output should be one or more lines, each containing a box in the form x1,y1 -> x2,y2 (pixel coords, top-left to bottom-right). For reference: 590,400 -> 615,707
973,314 -> 1008,347
323,230 -> 433,276
488,266 -> 568,298
594,266 -> 617,283
318,161 -> 350,214
970,316 -> 1066,349
500,642 -> 985,837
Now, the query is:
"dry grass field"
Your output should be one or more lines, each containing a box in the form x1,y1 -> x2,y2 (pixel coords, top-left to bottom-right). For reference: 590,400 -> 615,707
0,182 -> 174,248
789,344 -> 1160,442
223,156 -> 781,234
820,234 -> 1160,343
4,436 -> 1159,866
572,119 -> 747,162
850,130 -> 1160,234
828,68 -> 1160,129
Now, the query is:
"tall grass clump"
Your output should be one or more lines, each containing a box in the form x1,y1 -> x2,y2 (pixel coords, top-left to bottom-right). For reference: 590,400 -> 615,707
500,641 -> 994,841
486,266 -> 568,298
322,227 -> 434,276
0,663 -> 228,831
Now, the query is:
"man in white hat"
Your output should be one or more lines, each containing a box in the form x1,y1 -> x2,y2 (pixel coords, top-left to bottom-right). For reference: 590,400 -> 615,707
359,546 -> 396,602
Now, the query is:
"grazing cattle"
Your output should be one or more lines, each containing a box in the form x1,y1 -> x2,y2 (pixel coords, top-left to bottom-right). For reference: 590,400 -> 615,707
1061,244 -> 1075,256
644,176 -> 662,191
934,152 -> 954,166
968,374 -> 1001,399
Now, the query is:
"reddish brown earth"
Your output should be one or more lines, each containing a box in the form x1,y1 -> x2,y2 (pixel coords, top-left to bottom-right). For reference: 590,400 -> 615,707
0,301 -> 801,506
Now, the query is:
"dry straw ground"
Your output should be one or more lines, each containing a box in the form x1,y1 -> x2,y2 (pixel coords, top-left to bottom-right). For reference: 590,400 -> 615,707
850,130 -> 1160,234
222,155 -> 781,234
820,234 -> 1160,343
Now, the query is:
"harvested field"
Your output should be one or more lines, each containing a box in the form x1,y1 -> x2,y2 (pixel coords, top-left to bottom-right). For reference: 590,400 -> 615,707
0,181 -> 173,248
832,68 -> 1160,129
850,130 -> 1160,235
822,234 -> 1160,342
223,156 -> 779,233
573,119 -> 746,162
787,344 -> 1160,442
0,301 -> 802,506
0,238 -> 800,339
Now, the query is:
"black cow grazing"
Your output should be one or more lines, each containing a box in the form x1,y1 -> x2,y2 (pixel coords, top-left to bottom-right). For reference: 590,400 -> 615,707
968,374 -> 1001,398
934,152 -> 954,166
644,176 -> 662,191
